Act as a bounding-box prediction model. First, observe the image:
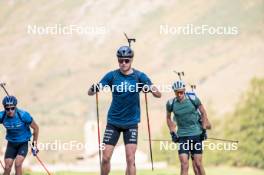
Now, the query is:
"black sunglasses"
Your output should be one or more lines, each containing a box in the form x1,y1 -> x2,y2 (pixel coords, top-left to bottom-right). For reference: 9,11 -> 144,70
176,91 -> 185,95
118,59 -> 130,64
5,107 -> 16,111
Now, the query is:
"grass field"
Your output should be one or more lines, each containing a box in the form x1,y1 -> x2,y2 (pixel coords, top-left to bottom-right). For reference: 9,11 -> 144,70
24,166 -> 264,175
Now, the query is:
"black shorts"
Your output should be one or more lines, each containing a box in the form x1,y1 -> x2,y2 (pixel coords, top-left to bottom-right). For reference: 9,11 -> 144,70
5,141 -> 29,159
178,135 -> 203,156
103,123 -> 138,146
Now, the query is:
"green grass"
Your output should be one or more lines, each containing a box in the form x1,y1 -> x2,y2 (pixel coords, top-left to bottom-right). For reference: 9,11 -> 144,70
24,166 -> 264,175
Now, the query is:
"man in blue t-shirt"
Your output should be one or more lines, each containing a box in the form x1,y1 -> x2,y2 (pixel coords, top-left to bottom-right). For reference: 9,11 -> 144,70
88,45 -> 161,175
0,96 -> 39,175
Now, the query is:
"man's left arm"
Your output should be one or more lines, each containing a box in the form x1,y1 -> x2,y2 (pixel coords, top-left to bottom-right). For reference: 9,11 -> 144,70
198,104 -> 212,130
150,85 -> 161,98
30,120 -> 39,146
140,72 -> 161,98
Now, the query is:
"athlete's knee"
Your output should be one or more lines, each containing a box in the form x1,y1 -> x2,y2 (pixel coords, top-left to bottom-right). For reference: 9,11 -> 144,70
4,161 -> 12,171
4,166 -> 12,173
193,159 -> 203,169
102,155 -> 111,165
126,154 -> 135,166
15,161 -> 23,169
4,164 -> 12,173
181,160 -> 189,170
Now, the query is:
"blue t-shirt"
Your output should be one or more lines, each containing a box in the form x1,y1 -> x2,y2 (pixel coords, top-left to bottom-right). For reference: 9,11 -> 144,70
0,108 -> 33,143
99,69 -> 152,127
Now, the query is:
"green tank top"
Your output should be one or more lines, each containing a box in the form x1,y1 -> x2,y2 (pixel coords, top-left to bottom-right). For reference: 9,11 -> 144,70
166,94 -> 203,137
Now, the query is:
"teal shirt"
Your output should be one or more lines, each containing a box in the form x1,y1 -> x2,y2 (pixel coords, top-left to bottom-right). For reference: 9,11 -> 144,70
166,94 -> 203,137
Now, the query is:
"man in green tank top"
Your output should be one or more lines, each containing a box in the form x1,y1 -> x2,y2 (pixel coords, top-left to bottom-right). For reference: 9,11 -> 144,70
166,80 -> 211,175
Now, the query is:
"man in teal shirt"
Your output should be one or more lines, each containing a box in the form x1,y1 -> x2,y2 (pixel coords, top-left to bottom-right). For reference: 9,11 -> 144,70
166,80 -> 211,175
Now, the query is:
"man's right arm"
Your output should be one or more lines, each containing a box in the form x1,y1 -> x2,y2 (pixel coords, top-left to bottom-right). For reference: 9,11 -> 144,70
88,84 -> 99,96
166,111 -> 176,132
87,71 -> 113,96
166,100 -> 176,132
166,110 -> 179,143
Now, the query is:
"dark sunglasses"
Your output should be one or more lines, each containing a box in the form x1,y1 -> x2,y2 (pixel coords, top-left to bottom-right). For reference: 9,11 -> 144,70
118,59 -> 130,64
5,107 -> 16,111
176,91 -> 185,95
